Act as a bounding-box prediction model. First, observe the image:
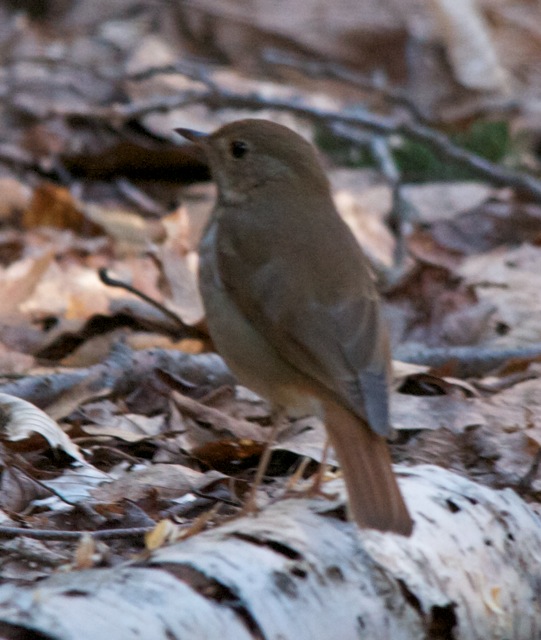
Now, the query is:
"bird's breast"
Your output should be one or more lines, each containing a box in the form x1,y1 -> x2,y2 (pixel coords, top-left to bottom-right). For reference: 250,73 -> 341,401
198,216 -> 321,417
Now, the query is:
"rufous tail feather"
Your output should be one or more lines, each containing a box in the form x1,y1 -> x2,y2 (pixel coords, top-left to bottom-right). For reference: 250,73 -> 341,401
324,400 -> 413,536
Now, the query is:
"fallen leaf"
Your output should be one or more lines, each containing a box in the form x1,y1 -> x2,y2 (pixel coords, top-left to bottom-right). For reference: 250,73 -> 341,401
83,203 -> 165,250
90,463 -> 207,503
459,243 -> 541,347
402,182 -> 493,223
331,170 -> 395,267
0,177 -> 32,220
157,206 -> 205,325
81,414 -> 165,443
0,251 -> 53,315
0,467 -> 51,513
0,392 -> 85,462
431,201 -> 541,255
433,0 -> 508,91
391,393 -> 486,432
145,519 -> 179,551
23,183 -> 103,235
40,465 -> 111,506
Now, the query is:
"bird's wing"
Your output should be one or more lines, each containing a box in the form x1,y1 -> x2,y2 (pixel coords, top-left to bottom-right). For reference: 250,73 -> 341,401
215,201 -> 391,436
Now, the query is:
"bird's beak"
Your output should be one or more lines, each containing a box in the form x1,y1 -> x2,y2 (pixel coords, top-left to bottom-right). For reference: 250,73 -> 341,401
174,127 -> 207,143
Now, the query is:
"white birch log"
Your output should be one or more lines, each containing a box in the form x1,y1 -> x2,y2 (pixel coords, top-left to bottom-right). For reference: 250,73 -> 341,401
0,465 -> 539,639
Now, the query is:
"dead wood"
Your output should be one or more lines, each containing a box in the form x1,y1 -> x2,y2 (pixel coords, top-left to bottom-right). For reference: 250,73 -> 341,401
0,466 -> 538,639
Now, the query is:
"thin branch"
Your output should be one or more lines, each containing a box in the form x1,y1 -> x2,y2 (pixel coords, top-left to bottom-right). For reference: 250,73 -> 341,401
240,94 -> 540,199
98,268 -> 207,340
6,63 -> 541,200
181,87 -> 541,201
5,55 -> 217,87
263,48 -> 433,122
115,178 -> 165,216
9,92 -> 206,125
0,526 -> 153,540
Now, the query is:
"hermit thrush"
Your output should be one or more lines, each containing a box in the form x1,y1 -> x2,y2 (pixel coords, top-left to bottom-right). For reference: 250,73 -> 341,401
176,119 -> 413,535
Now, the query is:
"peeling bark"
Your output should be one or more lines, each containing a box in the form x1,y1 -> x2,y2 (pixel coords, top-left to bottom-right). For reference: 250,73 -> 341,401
0,466 -> 538,639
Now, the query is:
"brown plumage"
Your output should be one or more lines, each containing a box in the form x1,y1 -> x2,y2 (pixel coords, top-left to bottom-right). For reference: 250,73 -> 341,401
176,119 -> 413,535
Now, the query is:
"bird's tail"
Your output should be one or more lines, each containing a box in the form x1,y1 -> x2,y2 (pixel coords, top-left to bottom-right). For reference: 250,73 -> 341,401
323,399 -> 413,536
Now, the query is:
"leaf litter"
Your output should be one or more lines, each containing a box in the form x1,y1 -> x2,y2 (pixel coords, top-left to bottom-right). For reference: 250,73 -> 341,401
0,0 -> 540,586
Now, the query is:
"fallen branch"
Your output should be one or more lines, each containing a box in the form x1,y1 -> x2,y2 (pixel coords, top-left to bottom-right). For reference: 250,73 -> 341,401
0,526 -> 153,541
0,344 -> 234,411
7,54 -> 541,200
0,466 -> 538,638
395,342 -> 541,377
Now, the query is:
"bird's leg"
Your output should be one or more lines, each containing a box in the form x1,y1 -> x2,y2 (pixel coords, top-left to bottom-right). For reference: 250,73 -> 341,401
241,410 -> 284,515
306,437 -> 331,496
283,437 -> 339,501
284,456 -> 312,491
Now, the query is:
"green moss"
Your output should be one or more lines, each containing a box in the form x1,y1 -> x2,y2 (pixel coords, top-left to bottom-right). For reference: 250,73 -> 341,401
318,120 -> 512,182
395,120 -> 510,182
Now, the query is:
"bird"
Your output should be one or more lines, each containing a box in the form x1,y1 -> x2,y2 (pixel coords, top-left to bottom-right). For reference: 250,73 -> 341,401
175,119 -> 413,535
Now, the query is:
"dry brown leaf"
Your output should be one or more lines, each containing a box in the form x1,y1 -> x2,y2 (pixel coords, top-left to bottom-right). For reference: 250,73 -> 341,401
74,534 -> 98,570
272,416 -> 331,464
0,343 -> 35,375
126,29 -> 336,141
391,393 -> 486,432
0,251 -> 54,316
172,391 -> 266,446
60,330 -> 130,368
394,367 -> 541,428
126,332 -> 206,354
158,207 -> 205,325
124,34 -> 213,140
0,392 -> 85,462
431,201 -> 541,255
459,243 -> 541,347
19,256 -> 161,329
174,0 -> 409,70
83,203 -> 165,250
41,465 -> 111,506
402,182 -> 493,223
0,176 -> 31,220
90,464 -> 209,503
81,413 -> 165,443
145,519 -> 179,551
332,175 -> 395,267
179,184 -> 215,250
0,467 -> 51,513
392,360 -> 479,396
476,378 -> 541,433
19,261 -> 112,319
406,229 -> 463,272
432,0 -> 508,91
23,183 -> 103,235
43,370 -> 114,422
192,439 -> 263,470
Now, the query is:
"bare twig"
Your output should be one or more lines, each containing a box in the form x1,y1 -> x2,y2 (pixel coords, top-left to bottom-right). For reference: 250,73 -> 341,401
5,59 -> 541,200
98,268 -> 207,340
115,178 -> 165,216
0,526 -> 153,540
263,48 -> 432,122
6,55 -> 217,88
368,135 -> 412,270
172,87 -> 541,201
9,92 -> 207,125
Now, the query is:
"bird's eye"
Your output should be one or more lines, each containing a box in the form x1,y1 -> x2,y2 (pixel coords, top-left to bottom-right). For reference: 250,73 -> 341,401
230,140 -> 249,159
